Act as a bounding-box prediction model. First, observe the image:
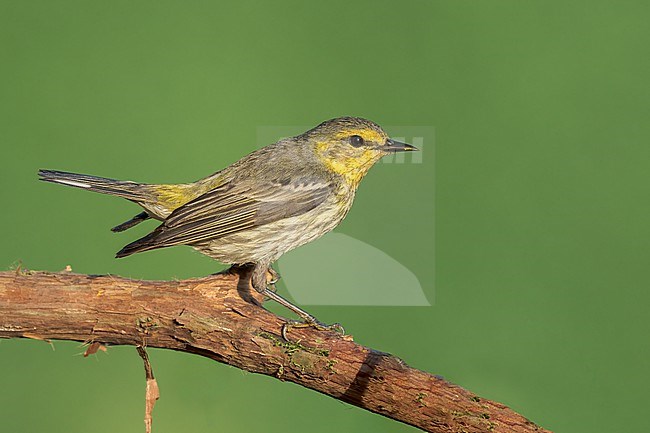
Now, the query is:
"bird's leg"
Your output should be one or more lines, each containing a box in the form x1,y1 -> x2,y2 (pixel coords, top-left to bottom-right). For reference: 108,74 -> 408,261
251,264 -> 344,341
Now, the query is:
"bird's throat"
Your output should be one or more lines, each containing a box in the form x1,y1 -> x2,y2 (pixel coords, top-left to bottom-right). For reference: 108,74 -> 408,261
317,148 -> 380,188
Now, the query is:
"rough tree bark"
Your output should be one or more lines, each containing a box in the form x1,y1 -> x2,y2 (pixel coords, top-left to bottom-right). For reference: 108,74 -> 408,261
0,269 -> 551,433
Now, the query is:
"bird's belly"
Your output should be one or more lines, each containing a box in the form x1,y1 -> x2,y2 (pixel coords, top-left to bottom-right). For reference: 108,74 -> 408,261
192,197 -> 351,265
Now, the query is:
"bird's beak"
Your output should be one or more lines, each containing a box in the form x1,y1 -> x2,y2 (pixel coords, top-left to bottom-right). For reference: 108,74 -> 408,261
384,139 -> 419,152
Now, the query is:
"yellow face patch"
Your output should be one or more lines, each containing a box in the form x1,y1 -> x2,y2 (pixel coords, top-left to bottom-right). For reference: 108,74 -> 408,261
315,141 -> 383,187
312,124 -> 389,187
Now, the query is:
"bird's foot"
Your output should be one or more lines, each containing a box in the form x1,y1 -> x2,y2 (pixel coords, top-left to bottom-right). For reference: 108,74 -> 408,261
281,319 -> 345,342
266,267 -> 281,285
260,286 -> 343,342
265,282 -> 277,294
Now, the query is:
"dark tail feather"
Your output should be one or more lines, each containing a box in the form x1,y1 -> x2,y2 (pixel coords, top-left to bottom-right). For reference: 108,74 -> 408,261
115,229 -> 162,258
38,169 -> 151,201
111,211 -> 151,232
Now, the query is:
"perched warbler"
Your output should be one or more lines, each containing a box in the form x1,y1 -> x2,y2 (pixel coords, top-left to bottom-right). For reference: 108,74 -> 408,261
39,117 -> 417,334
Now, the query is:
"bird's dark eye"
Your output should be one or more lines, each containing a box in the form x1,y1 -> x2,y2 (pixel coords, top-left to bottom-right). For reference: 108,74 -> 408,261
349,135 -> 364,147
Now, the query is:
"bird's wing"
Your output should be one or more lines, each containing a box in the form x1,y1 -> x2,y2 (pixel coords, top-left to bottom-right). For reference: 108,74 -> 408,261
116,176 -> 332,257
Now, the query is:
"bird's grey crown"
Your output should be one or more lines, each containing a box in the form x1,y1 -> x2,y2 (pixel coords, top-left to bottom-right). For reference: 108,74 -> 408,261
301,116 -> 385,137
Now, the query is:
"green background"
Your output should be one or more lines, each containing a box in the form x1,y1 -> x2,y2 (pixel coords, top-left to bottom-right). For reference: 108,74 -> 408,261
1,1 -> 648,432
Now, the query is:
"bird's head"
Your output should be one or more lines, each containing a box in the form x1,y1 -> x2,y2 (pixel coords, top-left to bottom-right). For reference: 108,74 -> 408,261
302,117 -> 418,187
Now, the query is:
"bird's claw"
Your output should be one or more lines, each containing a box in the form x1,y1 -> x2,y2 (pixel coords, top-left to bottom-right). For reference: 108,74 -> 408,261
281,319 -> 345,341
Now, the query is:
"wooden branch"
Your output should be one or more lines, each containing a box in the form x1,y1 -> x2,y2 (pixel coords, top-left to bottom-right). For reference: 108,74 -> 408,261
0,269 -> 550,433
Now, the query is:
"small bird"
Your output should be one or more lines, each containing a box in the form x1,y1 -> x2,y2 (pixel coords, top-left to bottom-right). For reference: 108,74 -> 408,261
39,117 -> 417,334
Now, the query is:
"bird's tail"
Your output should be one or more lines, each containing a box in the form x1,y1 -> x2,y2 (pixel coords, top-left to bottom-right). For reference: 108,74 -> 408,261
38,169 -> 154,202
115,228 -> 162,258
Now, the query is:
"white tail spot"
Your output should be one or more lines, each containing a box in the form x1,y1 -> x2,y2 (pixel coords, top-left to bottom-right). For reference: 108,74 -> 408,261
55,179 -> 92,188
